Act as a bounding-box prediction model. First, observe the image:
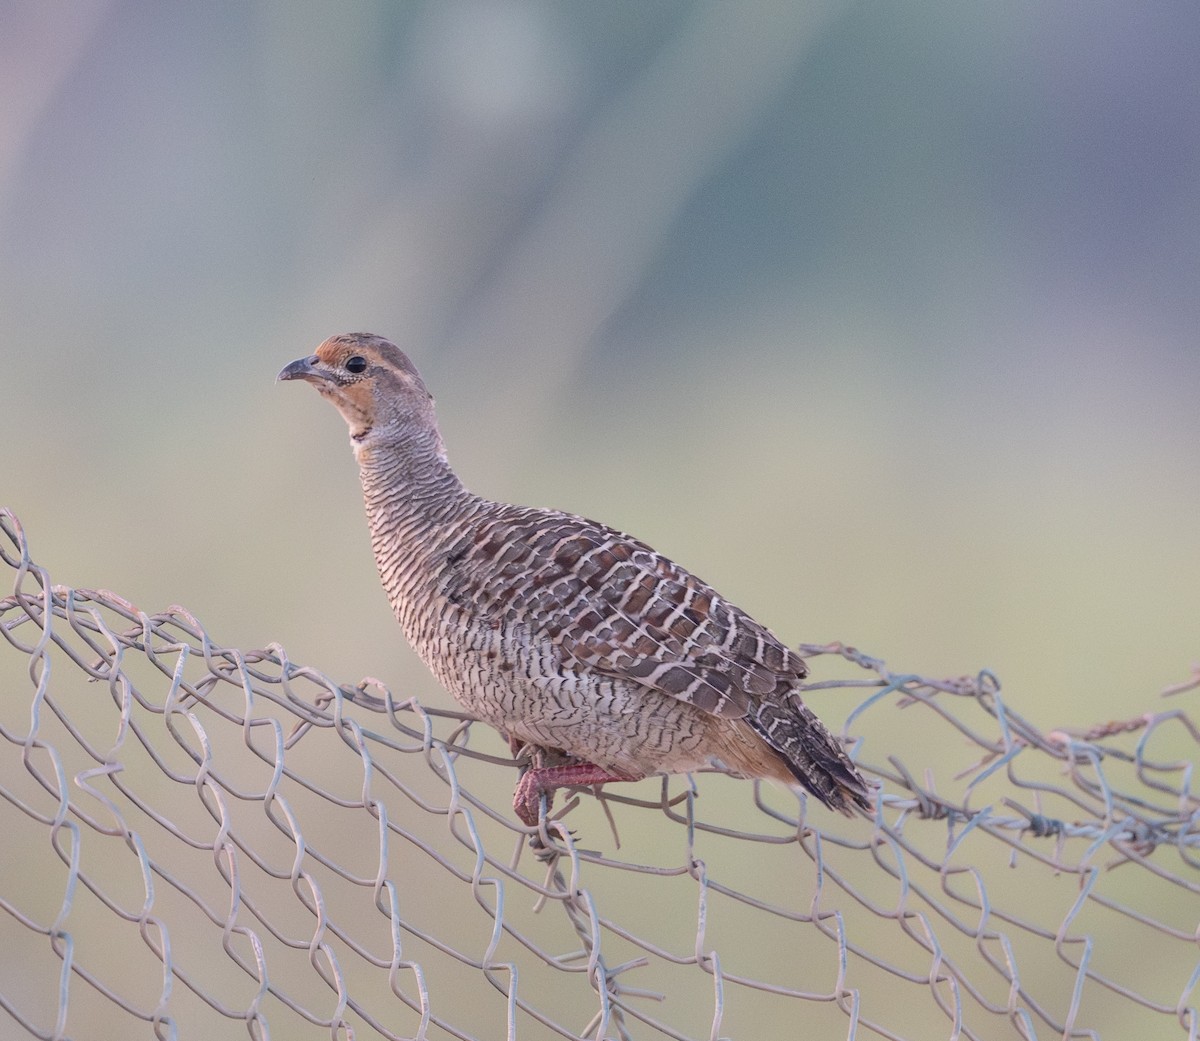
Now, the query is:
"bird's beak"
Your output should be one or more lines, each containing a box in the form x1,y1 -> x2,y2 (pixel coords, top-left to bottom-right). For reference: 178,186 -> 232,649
277,355 -> 326,383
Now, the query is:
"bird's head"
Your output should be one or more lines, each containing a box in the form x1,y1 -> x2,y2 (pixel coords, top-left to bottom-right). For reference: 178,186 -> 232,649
278,333 -> 444,461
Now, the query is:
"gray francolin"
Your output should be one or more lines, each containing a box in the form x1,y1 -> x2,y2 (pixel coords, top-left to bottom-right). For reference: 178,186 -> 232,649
279,333 -> 873,826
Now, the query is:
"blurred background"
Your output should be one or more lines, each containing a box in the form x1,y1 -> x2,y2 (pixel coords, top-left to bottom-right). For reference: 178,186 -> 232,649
3,4 -> 1200,1039
2,1 -> 1198,727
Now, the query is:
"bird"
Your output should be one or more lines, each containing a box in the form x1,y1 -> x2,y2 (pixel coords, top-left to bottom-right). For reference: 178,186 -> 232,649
279,333 -> 874,826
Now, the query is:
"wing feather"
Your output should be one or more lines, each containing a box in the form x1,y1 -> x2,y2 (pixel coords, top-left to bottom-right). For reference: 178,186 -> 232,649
447,508 -> 807,718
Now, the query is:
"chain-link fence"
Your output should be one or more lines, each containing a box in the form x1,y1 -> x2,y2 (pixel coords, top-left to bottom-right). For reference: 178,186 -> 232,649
1,506 -> 1197,1040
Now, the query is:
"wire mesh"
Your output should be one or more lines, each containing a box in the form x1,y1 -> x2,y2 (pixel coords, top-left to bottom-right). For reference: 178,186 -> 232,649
1,505 -> 1197,1041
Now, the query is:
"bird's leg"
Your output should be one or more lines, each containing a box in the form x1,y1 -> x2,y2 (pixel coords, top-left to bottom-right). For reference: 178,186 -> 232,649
512,762 -> 633,827
506,736 -> 634,826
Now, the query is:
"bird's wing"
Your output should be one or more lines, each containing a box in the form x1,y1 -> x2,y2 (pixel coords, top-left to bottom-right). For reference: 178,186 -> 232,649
453,509 -> 807,718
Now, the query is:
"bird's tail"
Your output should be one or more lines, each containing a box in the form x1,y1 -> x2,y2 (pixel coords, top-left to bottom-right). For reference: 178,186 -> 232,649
747,700 -> 875,817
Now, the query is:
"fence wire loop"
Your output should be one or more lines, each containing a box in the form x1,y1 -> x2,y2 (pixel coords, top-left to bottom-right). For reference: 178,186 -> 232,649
1,506 -> 1198,1040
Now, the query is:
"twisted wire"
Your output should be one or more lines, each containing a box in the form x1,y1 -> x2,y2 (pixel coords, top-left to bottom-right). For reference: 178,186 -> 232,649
2,508 -> 1197,1040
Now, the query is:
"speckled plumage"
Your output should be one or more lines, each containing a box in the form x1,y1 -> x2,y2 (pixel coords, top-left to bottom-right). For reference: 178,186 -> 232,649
280,333 -> 873,825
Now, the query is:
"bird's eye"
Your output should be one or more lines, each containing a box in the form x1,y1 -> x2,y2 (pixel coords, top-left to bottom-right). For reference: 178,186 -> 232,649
345,355 -> 368,374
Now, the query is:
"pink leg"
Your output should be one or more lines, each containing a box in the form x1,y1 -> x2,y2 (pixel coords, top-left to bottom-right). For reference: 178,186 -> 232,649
513,762 -> 633,826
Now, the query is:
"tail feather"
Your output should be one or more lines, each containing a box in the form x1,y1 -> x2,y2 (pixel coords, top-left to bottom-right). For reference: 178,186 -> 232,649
746,700 -> 874,816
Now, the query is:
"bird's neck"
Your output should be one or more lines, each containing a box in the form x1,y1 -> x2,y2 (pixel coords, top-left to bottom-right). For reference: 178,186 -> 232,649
357,437 -> 471,530
355,436 -> 477,632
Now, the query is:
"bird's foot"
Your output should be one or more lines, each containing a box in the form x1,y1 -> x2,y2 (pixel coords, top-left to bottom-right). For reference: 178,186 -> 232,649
513,762 -> 632,827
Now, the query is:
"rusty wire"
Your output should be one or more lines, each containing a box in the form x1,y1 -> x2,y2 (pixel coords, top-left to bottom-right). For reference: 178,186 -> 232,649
1,506 -> 1197,1041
